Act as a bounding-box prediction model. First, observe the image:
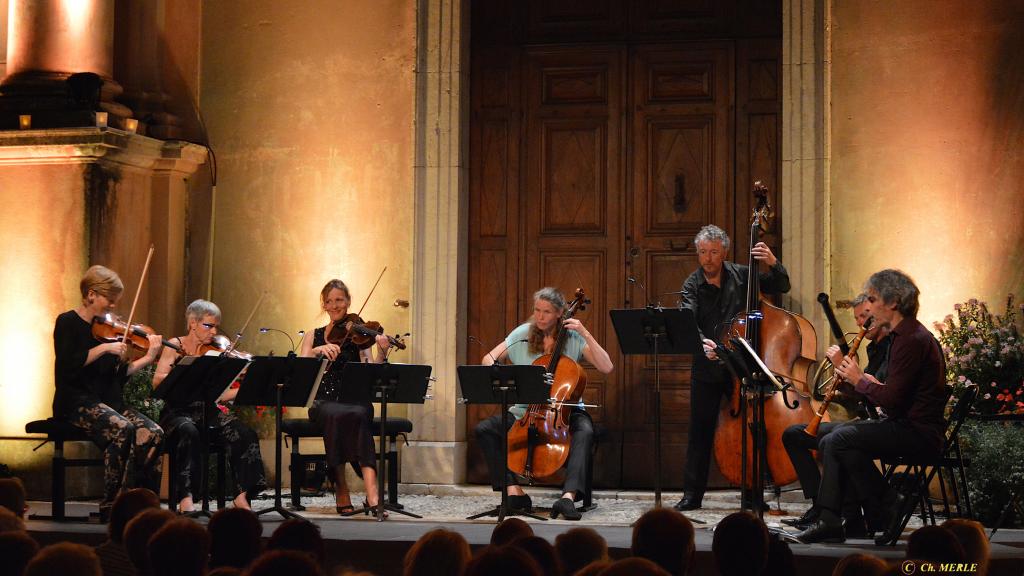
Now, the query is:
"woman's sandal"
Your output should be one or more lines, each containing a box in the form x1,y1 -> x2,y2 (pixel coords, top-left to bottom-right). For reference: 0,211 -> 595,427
363,499 -> 388,518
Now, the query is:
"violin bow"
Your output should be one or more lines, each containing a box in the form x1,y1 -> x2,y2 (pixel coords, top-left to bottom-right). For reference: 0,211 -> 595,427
227,291 -> 267,354
355,266 -> 387,319
120,244 -> 156,361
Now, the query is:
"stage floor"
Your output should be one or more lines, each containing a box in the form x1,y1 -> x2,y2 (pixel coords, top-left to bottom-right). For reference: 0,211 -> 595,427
23,487 -> 1024,576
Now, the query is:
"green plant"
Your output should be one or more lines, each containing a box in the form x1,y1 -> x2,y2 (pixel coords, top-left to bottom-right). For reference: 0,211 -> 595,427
934,295 -> 1024,415
959,420 -> 1024,528
228,404 -> 284,439
124,364 -> 163,422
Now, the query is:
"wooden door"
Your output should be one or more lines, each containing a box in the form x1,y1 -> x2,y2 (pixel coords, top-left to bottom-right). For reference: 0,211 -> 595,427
620,43 -> 734,487
467,0 -> 782,490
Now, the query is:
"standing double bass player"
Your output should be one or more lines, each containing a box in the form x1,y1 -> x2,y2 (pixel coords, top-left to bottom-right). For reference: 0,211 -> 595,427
674,224 -> 791,511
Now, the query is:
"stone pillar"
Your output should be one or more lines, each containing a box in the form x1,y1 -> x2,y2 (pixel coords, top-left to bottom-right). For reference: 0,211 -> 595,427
0,128 -> 203,495
1,0 -> 133,126
781,0 -> 830,352
115,0 -> 181,139
402,0 -> 470,485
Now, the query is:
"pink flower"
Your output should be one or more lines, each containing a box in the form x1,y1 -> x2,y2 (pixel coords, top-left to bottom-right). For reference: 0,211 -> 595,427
955,303 -> 963,311
969,298 -> 979,306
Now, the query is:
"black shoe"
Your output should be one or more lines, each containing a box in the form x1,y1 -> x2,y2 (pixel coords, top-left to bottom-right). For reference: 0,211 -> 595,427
673,493 -> 702,511
795,519 -> 846,544
782,506 -> 819,528
550,497 -> 582,520
843,516 -> 869,538
508,494 -> 533,512
874,492 -> 909,546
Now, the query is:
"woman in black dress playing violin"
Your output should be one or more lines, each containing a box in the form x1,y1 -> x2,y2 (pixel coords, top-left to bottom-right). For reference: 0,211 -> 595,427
53,265 -> 165,515
299,279 -> 391,515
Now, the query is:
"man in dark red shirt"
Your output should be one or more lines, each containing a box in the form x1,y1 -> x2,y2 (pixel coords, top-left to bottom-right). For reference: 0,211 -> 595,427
796,269 -> 947,544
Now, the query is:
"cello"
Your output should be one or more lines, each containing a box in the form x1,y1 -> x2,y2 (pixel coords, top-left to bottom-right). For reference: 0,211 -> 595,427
712,183 -> 819,494
506,288 -> 589,481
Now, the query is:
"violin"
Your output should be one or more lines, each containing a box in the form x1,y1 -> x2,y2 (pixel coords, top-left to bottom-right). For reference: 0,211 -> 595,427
327,313 -> 407,351
92,313 -> 181,354
193,334 -> 254,360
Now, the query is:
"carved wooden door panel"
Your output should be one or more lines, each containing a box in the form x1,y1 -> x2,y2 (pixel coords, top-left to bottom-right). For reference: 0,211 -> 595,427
521,46 -> 626,488
620,44 -> 734,487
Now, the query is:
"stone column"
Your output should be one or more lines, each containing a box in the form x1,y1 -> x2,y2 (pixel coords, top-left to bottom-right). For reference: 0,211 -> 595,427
781,0 -> 830,351
115,0 -> 181,139
403,0 -> 470,485
1,0 -> 132,125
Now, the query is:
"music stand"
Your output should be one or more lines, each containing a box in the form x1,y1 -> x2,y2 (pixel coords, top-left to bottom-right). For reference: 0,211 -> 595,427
610,307 -> 699,510
154,355 -> 249,517
720,336 -> 795,519
459,364 -> 550,522
235,354 -> 327,520
337,362 -> 432,521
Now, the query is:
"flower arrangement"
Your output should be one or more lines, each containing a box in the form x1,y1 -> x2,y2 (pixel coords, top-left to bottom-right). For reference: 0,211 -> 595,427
934,295 -> 1024,415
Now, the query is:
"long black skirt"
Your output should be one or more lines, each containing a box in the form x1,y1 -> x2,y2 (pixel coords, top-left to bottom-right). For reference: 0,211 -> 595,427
309,400 -> 376,474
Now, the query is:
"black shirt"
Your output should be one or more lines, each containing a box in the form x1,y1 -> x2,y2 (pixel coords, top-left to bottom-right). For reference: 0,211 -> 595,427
312,326 -> 364,404
53,310 -> 126,418
680,260 -> 791,382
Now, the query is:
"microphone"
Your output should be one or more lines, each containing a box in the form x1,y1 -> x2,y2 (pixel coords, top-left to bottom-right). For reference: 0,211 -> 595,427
628,275 -> 655,307
259,327 -> 298,352
468,335 -> 528,365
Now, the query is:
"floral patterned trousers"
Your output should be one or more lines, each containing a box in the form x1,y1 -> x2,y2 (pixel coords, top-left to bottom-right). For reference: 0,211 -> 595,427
70,402 -> 164,504
162,406 -> 267,500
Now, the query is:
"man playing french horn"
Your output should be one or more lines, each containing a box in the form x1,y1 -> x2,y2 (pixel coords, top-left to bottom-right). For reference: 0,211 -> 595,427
781,293 -> 892,537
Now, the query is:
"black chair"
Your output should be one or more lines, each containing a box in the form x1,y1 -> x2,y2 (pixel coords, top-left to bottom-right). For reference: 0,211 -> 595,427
281,417 -> 412,510
878,385 -> 978,545
24,418 -> 104,521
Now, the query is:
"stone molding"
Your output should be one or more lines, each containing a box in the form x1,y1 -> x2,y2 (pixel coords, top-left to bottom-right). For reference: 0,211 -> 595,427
0,127 -> 205,174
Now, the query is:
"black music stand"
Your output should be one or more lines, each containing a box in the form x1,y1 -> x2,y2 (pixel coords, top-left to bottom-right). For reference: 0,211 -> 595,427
338,362 -> 432,521
719,336 -> 796,519
459,364 -> 550,522
610,308 -> 699,510
154,355 -> 249,517
235,354 -> 327,520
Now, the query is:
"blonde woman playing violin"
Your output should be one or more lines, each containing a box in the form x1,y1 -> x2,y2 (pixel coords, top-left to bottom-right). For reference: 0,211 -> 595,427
153,299 -> 267,512
53,265 -> 165,517
299,279 -> 391,516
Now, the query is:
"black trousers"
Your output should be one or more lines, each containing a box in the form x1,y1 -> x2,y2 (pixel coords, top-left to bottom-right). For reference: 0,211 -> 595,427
816,419 -> 935,517
782,421 -> 845,500
475,409 -> 593,498
681,377 -> 728,495
163,409 -> 267,499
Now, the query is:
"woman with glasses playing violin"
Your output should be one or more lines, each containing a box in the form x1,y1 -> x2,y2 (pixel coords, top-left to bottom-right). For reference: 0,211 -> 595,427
53,265 -> 165,517
153,299 -> 267,512
298,279 -> 391,516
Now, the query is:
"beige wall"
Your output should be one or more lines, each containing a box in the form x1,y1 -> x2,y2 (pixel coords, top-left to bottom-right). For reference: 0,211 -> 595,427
199,1 -> 416,364
0,0 -> 7,78
830,0 -> 1024,326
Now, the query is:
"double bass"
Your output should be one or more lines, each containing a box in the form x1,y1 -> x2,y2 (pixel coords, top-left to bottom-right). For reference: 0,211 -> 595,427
506,288 -> 589,481
712,184 -> 819,491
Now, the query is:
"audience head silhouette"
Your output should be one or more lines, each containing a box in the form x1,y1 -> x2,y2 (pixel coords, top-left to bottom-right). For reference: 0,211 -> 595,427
512,536 -> 563,576
242,550 -> 323,576
0,478 -> 27,518
831,553 -> 888,576
598,557 -> 670,576
0,530 -> 39,576
942,519 -> 989,576
631,507 -> 695,575
555,527 -> 608,575
149,517 -> 211,576
712,511 -> 769,576
123,508 -> 176,575
906,525 -> 966,565
490,517 -> 534,546
267,519 -> 326,565
465,545 -> 542,576
209,507 -> 263,569
403,527 -> 471,576
108,488 -> 160,543
24,542 -> 101,576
